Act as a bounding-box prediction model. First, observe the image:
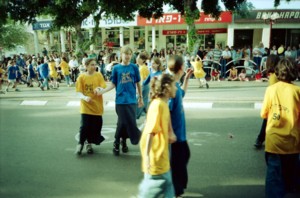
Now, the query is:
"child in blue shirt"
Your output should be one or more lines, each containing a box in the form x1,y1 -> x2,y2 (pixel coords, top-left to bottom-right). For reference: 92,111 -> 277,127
5,59 -> 20,92
167,55 -> 193,197
98,45 -> 143,155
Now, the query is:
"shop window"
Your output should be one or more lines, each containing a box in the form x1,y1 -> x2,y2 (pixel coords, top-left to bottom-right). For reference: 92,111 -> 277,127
234,30 -> 253,49
134,28 -> 145,49
205,35 -> 215,48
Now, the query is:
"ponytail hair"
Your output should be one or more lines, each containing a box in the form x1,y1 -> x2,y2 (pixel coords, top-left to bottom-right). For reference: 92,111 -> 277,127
150,73 -> 174,101
167,55 -> 183,74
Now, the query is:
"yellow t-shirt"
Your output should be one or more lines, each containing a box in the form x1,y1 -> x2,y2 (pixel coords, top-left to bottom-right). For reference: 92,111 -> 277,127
139,64 -> 150,82
60,60 -> 70,75
268,73 -> 278,86
76,72 -> 107,116
261,81 -> 300,154
0,68 -> 4,79
140,98 -> 170,175
191,60 -> 206,78
49,61 -> 58,78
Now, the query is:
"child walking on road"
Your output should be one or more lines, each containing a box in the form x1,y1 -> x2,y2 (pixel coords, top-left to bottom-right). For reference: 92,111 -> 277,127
254,54 -> 280,149
97,45 -> 143,156
138,73 -> 177,198
168,55 -> 194,197
261,58 -> 300,197
75,58 -> 107,155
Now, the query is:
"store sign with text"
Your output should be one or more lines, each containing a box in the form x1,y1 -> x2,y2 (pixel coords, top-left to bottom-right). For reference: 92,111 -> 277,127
32,21 -> 52,30
81,16 -> 137,29
163,28 -> 227,35
234,9 -> 300,23
138,12 -> 232,26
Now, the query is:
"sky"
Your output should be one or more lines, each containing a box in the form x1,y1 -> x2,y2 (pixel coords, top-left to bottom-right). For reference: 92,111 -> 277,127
194,0 -> 300,10
243,0 -> 300,9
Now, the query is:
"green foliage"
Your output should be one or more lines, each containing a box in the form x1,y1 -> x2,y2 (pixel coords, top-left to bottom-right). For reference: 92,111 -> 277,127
0,22 -> 30,50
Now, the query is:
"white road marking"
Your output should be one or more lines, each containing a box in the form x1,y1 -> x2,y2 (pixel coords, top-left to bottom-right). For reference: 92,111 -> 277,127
254,102 -> 262,109
67,101 -> 80,106
20,100 -> 47,106
183,102 -> 213,109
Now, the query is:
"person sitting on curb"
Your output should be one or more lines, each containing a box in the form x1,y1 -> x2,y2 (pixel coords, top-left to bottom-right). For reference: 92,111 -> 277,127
238,69 -> 249,81
227,65 -> 238,81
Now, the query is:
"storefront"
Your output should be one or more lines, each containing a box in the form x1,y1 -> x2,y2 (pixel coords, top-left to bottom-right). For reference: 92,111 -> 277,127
81,11 -> 232,52
229,9 -> 300,49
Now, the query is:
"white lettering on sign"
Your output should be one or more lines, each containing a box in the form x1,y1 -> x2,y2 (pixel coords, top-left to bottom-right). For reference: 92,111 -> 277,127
256,11 -> 300,19
40,23 -> 50,28
203,15 -> 222,22
146,14 -> 182,24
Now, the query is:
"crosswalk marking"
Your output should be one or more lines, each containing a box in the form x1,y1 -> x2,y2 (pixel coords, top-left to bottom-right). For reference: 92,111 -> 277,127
20,100 -> 48,106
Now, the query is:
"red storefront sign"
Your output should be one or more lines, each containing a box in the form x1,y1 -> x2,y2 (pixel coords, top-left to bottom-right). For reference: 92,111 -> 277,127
162,30 -> 187,35
138,12 -> 232,26
162,28 -> 227,35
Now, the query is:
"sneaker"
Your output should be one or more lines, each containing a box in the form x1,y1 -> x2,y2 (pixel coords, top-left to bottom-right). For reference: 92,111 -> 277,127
5,88 -> 8,92
75,144 -> 83,155
206,83 -> 209,89
86,144 -> 94,154
121,139 -> 129,153
113,142 -> 120,156
254,139 -> 263,149
0,90 -> 5,94
40,86 -> 44,91
15,88 -> 21,92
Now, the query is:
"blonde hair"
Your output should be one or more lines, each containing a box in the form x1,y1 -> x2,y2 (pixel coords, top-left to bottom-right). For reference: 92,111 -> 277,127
150,73 -> 174,101
120,45 -> 133,54
152,57 -> 163,71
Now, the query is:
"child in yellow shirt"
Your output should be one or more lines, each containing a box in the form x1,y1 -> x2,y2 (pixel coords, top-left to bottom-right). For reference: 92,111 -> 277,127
261,58 -> 300,197
138,73 -> 177,198
75,58 -> 107,155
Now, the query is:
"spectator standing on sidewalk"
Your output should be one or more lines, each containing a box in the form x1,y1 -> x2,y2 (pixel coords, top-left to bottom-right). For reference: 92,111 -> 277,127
69,56 -> 79,83
97,45 -> 143,156
261,58 -> 300,197
75,58 -> 107,155
167,55 -> 193,197
254,54 -> 280,149
138,73 -> 177,198
212,44 -> 222,77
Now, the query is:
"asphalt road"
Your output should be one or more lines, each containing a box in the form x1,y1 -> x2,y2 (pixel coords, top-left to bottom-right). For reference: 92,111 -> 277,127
0,80 -> 299,198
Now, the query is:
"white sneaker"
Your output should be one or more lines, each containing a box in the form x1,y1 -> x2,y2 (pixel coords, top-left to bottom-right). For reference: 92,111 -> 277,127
75,144 -> 83,155
86,144 -> 94,154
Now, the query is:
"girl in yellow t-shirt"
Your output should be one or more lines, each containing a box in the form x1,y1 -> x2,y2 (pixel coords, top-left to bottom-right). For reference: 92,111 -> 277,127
0,63 -> 5,94
190,55 -> 209,89
136,52 -> 150,119
49,56 -> 59,89
75,58 -> 107,155
139,73 -> 177,197
59,57 -> 72,87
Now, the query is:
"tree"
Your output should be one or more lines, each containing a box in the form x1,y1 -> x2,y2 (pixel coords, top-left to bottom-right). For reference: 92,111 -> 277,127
0,21 -> 30,50
1,0 -> 291,54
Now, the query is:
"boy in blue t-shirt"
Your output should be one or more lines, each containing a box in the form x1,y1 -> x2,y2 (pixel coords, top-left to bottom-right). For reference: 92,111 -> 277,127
5,59 -> 20,92
97,45 -> 143,155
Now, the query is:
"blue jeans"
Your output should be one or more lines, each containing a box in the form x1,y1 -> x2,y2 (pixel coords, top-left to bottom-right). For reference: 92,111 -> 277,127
42,77 -> 49,88
265,152 -> 300,198
220,59 -> 227,78
64,75 -> 71,85
138,170 -> 174,198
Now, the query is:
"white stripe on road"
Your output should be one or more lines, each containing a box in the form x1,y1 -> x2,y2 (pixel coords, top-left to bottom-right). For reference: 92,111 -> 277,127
183,102 -> 213,109
254,102 -> 262,109
20,100 -> 47,106
67,101 -> 80,106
